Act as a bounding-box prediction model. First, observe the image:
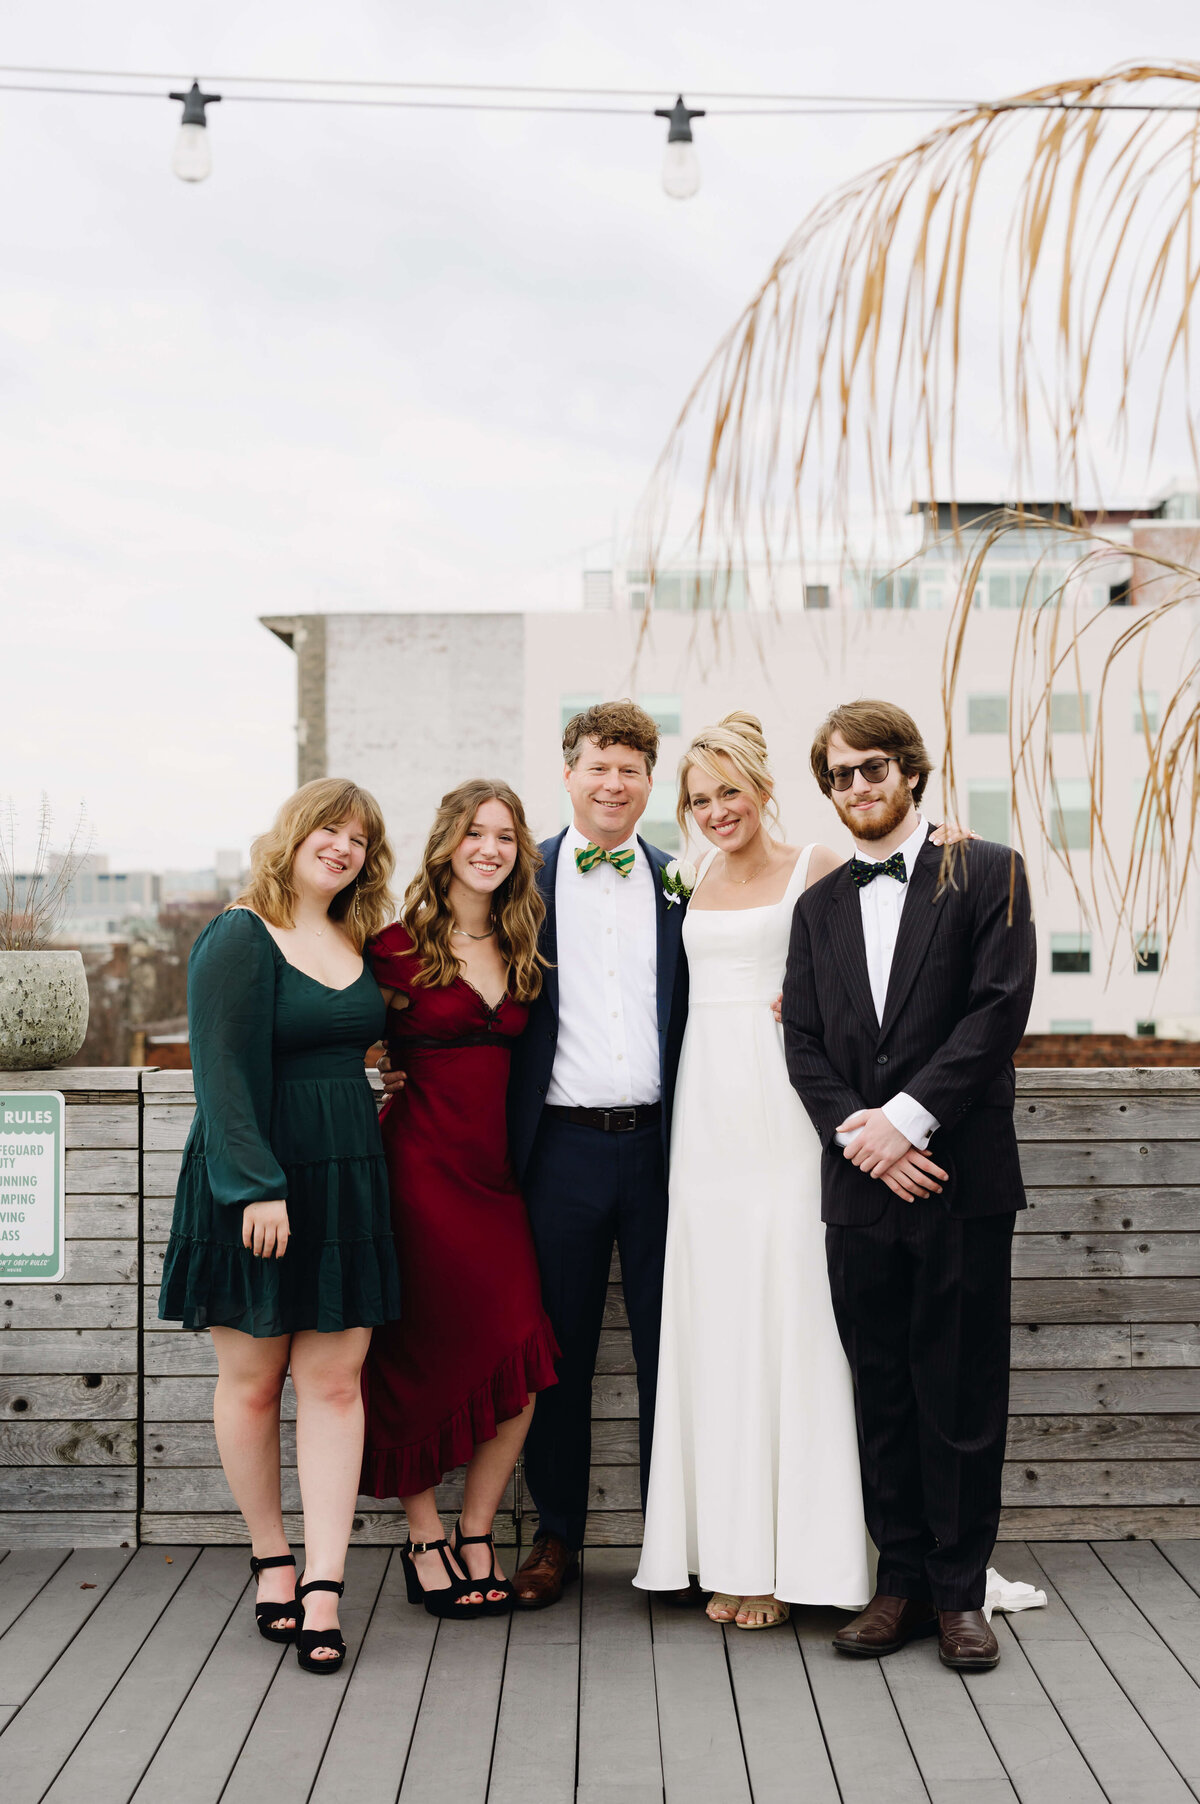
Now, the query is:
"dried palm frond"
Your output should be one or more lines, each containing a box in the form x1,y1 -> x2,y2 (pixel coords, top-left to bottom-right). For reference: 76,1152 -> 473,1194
637,60 -> 1200,581
935,509 -> 1200,971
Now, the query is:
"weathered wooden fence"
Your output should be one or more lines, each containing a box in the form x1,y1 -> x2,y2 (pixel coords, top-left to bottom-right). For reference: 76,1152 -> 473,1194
1,1065 -> 1197,1546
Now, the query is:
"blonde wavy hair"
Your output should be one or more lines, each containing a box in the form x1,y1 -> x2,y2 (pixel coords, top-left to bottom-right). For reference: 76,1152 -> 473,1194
676,711 -> 782,842
233,778 -> 395,951
401,779 -> 548,1003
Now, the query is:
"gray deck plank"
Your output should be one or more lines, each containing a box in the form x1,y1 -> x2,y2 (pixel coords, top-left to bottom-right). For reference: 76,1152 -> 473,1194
1032,1540 -> 1200,1793
0,1546 -> 134,1709
0,1546 -> 71,1639
488,1560 -> 580,1804
650,1596 -> 751,1804
576,1549 -> 662,1804
1159,1539 -> 1200,1596
723,1613 -> 840,1804
309,1552 -> 437,1804
43,1548 -> 248,1804
882,1640 -> 1018,1803
397,1612 -> 511,1804
794,1607 -> 931,1804
961,1620 -> 1107,1804
1094,1541 -> 1200,1682
0,1546 -> 197,1804
1005,1547 -> 1193,1803
129,1571 -> 289,1804
219,1547 -> 389,1804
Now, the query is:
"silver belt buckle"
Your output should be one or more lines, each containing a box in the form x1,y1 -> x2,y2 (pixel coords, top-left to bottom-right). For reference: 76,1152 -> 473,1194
603,1107 -> 637,1132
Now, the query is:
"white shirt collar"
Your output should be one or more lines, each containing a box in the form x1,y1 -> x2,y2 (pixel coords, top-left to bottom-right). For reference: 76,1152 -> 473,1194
853,812 -> 928,873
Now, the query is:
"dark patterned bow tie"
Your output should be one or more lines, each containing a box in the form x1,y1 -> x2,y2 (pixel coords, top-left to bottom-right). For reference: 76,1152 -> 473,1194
848,851 -> 908,888
575,843 -> 636,877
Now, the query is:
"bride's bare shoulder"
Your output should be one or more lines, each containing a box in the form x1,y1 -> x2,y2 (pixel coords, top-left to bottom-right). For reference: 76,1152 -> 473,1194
803,842 -> 847,888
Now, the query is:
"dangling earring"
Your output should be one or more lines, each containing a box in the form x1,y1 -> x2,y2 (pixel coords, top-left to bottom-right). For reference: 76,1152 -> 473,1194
351,885 -> 363,926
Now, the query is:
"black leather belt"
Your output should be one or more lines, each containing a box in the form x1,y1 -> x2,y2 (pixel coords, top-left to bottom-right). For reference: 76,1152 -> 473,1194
543,1103 -> 661,1133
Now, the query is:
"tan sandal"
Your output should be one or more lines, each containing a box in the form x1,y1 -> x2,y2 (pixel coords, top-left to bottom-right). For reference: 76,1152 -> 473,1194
735,1595 -> 791,1630
705,1592 -> 742,1623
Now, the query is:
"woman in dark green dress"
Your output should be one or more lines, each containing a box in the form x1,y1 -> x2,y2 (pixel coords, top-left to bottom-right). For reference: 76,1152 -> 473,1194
159,778 -> 403,1673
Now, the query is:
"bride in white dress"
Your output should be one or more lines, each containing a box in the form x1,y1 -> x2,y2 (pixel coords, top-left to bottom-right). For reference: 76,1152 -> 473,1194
634,712 -> 873,1627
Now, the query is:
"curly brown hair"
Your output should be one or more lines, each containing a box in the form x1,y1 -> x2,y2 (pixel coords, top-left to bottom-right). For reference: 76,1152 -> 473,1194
810,700 -> 934,806
562,699 -> 659,773
233,778 -> 395,951
401,779 -> 548,1003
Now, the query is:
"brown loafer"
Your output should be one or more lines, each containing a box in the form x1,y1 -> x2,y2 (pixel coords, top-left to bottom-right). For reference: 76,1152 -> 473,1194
513,1533 -> 580,1610
833,1593 -> 938,1658
938,1608 -> 1000,1670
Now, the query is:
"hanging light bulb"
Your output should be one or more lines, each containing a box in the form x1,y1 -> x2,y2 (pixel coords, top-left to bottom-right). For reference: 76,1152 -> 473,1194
654,95 -> 705,200
168,80 -> 222,182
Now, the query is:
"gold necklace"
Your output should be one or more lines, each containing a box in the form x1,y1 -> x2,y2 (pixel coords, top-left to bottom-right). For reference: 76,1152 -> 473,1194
451,919 -> 495,942
725,850 -> 771,886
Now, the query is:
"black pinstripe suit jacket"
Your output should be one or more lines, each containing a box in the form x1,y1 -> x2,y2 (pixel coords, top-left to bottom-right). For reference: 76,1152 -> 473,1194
782,834 -> 1037,1225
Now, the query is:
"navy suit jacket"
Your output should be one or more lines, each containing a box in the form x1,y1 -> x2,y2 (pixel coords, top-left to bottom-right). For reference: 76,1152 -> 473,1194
782,835 -> 1036,1225
507,830 -> 690,1183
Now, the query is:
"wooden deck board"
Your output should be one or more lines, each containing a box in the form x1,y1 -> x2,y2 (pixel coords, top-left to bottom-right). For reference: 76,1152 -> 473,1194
4,1542 -> 1200,1802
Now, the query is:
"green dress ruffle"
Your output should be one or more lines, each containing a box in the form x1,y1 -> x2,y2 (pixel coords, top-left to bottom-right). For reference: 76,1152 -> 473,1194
158,909 -> 401,1336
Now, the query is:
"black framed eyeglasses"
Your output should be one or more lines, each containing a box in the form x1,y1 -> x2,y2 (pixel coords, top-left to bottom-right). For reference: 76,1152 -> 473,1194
827,755 -> 899,792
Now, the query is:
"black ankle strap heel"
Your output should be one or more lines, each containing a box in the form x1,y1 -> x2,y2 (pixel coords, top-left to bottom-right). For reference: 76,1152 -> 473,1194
453,1522 -> 515,1615
249,1552 -> 298,1643
295,1578 -> 346,1675
400,1538 -> 488,1618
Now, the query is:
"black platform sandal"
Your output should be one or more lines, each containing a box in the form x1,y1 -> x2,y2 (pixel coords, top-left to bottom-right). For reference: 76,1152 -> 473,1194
453,1522 -> 515,1616
249,1552 -> 298,1643
400,1538 -> 488,1619
295,1578 -> 346,1675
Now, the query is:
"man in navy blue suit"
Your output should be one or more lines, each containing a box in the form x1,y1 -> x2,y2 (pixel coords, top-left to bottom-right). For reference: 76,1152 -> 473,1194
507,700 -> 689,1608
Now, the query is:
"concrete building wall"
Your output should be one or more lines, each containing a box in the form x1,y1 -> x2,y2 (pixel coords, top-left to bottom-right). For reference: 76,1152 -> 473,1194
322,613 -> 526,886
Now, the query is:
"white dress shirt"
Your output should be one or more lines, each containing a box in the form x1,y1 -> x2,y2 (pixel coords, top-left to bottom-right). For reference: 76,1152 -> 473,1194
839,814 -> 941,1151
546,824 -> 661,1108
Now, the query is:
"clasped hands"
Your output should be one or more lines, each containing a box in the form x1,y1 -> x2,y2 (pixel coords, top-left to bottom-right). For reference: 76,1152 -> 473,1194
836,1109 -> 947,1201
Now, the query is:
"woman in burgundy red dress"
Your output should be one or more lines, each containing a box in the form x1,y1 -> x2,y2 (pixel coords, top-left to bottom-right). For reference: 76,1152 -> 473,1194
362,778 -> 559,1616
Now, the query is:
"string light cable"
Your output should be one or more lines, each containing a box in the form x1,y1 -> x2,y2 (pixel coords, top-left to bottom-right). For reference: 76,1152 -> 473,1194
1,64 -> 1198,194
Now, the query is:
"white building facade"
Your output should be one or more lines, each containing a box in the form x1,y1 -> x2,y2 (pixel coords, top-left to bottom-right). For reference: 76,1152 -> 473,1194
262,501 -> 1200,1039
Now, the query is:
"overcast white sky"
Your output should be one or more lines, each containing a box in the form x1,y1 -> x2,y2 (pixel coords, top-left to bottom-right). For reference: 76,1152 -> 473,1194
2,1 -> 1197,868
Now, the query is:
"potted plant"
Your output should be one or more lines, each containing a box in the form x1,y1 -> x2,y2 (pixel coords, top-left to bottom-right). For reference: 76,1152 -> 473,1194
0,799 -> 91,1069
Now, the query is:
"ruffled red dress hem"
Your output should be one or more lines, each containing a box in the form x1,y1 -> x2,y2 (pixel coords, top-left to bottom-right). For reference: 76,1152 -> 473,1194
361,1314 -> 560,1499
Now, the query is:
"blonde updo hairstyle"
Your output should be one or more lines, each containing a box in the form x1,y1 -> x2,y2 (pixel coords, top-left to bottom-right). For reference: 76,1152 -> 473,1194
233,777 -> 395,952
675,711 -> 782,844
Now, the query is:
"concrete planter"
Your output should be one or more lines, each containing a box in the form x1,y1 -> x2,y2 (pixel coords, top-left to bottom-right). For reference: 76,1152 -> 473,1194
0,949 -> 90,1069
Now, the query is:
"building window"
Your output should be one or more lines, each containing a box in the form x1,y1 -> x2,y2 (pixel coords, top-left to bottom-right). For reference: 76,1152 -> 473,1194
804,584 -> 831,610
1050,932 -> 1091,974
639,694 -> 683,737
968,781 -> 1009,843
1108,579 -> 1132,606
1048,779 -> 1090,851
968,694 -> 1008,734
582,570 -> 613,610
1135,933 -> 1160,974
640,785 -> 681,854
1133,691 -> 1160,734
561,693 -> 601,733
869,571 -> 919,609
627,571 -> 649,611
919,581 -> 945,610
1049,691 -> 1092,732
1135,1020 -> 1156,1037
1050,1018 -> 1093,1034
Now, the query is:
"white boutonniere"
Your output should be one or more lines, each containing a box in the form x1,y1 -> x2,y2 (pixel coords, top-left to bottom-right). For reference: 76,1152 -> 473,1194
661,858 -> 697,907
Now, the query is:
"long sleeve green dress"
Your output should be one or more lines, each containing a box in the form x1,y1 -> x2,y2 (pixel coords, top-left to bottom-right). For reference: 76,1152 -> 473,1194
158,909 -> 402,1336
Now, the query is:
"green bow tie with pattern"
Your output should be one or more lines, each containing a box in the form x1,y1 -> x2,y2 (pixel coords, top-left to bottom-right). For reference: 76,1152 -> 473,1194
848,851 -> 908,887
575,843 -> 636,877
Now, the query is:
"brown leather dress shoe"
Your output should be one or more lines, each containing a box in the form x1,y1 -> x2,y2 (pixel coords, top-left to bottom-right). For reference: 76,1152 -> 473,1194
832,1593 -> 938,1658
513,1533 -> 580,1610
938,1609 -> 1000,1670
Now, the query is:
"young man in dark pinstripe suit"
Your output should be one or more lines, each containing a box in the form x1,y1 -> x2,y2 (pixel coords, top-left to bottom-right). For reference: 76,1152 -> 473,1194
782,700 -> 1036,1672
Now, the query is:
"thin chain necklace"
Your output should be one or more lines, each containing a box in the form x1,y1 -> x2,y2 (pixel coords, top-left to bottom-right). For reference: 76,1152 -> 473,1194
451,919 -> 495,941
724,847 -> 772,886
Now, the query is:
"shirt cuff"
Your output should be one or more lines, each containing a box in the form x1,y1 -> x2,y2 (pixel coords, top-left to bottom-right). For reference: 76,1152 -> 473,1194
882,1092 -> 941,1150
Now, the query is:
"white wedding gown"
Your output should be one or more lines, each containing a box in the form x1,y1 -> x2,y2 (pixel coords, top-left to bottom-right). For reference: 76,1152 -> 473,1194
634,846 -> 872,1607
